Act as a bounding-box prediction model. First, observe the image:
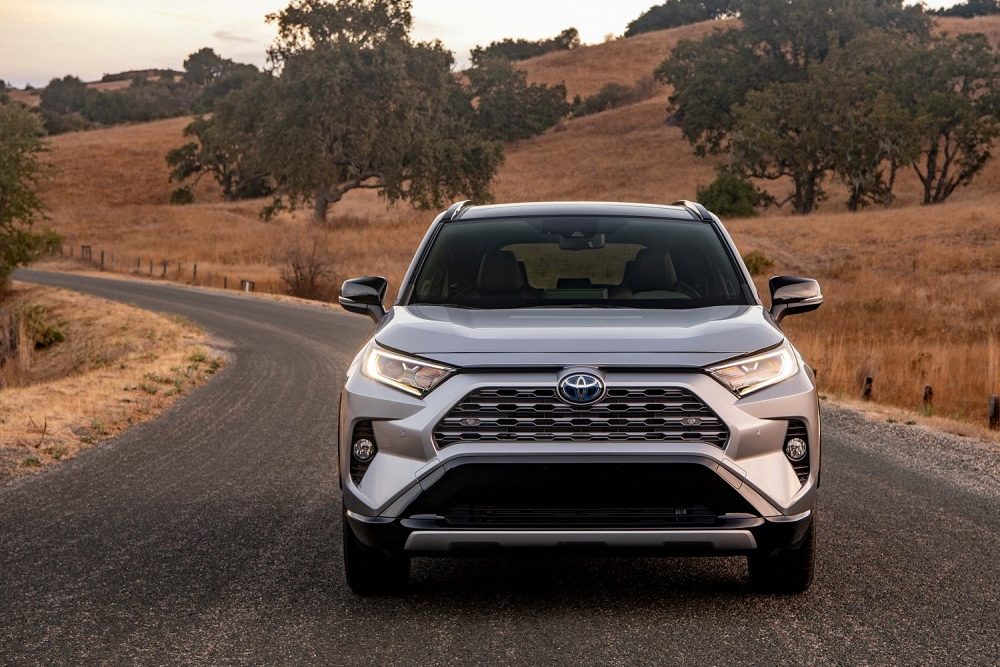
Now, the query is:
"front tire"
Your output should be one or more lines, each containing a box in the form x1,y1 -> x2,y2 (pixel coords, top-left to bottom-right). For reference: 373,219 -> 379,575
747,517 -> 816,593
342,511 -> 410,596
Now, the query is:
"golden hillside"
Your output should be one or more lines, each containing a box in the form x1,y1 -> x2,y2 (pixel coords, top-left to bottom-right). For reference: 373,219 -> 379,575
520,19 -> 726,98
519,15 -> 1000,97
31,15 -> 1000,432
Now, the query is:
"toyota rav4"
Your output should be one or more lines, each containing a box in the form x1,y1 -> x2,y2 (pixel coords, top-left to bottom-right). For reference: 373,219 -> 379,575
338,201 -> 823,594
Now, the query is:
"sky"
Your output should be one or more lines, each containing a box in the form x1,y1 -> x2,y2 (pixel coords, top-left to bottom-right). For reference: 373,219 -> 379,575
0,0 -> 959,88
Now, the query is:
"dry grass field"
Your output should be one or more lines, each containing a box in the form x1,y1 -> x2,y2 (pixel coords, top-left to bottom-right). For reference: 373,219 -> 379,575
25,16 -> 1000,432
0,283 -> 224,480
520,20 -> 725,97
518,14 -> 1000,97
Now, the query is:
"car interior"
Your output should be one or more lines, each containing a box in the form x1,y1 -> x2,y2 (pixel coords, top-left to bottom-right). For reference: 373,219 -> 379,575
411,216 -> 748,308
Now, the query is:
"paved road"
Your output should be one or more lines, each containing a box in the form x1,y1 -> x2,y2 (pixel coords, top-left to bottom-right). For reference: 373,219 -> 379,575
3,270 -> 998,666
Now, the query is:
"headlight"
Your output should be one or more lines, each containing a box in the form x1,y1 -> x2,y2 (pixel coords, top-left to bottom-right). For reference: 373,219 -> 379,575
363,344 -> 455,397
708,343 -> 798,397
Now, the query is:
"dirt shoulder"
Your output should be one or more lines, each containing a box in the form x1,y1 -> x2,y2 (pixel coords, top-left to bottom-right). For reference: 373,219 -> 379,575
0,282 -> 225,483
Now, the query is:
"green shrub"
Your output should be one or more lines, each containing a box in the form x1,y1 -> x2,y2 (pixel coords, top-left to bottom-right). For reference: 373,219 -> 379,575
29,229 -> 63,256
742,250 -> 774,276
572,83 -> 634,116
170,186 -> 194,205
696,170 -> 771,218
571,77 -> 656,117
39,109 -> 92,135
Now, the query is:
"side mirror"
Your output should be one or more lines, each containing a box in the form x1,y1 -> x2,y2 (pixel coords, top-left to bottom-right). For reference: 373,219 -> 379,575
769,275 -> 823,323
340,276 -> 388,324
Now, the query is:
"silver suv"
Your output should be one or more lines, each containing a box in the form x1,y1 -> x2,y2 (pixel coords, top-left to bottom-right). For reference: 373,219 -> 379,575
338,201 -> 823,595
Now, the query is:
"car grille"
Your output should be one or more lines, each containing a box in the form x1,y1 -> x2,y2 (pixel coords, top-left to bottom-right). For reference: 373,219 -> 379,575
433,386 -> 729,448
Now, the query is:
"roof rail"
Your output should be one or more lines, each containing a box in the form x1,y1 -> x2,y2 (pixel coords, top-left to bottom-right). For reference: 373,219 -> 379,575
441,199 -> 472,222
671,200 -> 713,222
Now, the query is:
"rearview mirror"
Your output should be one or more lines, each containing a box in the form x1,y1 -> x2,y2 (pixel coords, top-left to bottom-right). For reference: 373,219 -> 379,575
559,232 -> 605,250
340,276 -> 388,324
769,276 -> 822,323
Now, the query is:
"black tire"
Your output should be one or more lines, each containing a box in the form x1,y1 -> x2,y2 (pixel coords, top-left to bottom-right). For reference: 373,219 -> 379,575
342,512 -> 410,596
747,517 -> 816,594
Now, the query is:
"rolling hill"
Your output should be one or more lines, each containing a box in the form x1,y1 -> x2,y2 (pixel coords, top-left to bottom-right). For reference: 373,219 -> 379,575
28,15 -> 1000,431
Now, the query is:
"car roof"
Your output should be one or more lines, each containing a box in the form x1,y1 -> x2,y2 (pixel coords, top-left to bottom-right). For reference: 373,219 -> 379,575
452,201 -> 707,223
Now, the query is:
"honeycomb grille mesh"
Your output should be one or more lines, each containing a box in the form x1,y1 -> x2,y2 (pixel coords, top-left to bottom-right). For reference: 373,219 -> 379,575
434,386 -> 728,448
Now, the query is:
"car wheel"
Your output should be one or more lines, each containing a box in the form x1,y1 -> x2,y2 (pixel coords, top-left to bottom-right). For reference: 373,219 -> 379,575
342,510 -> 410,596
747,516 -> 816,594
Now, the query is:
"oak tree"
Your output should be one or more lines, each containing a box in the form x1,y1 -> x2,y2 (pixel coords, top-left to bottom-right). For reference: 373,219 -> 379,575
260,0 -> 503,221
0,102 -> 55,292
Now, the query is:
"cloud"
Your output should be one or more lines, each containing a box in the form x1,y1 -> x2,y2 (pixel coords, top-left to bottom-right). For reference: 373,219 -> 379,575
212,29 -> 259,45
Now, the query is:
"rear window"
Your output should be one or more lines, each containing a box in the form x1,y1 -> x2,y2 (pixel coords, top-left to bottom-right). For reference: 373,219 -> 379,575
409,216 -> 750,309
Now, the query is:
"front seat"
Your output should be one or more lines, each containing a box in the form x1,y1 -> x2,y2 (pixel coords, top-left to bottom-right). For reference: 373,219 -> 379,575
474,250 -> 539,303
626,248 -> 679,297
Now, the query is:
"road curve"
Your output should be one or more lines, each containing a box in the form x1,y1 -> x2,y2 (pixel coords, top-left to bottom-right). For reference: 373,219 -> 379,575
2,270 -> 997,666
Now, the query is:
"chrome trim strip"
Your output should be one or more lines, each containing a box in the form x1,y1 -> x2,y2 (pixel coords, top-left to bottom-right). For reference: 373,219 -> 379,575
346,509 -> 394,524
767,509 -> 812,523
404,529 -> 757,551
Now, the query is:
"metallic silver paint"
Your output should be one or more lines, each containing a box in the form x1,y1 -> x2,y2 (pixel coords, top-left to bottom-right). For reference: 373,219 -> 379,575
341,202 -> 821,555
376,305 -> 783,358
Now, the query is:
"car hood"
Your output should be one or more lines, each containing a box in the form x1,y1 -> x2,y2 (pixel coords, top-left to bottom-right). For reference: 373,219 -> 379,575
375,305 -> 783,367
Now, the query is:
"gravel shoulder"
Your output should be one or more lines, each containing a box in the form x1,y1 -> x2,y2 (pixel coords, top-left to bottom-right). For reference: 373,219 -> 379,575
822,401 -> 1000,500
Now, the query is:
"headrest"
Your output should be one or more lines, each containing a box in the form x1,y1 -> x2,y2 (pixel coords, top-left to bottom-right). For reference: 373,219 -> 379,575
556,278 -> 593,290
517,260 -> 530,285
627,249 -> 678,292
477,250 -> 525,295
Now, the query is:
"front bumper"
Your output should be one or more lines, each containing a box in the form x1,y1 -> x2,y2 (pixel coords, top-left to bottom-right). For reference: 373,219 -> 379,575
339,363 -> 820,552
346,508 -> 813,556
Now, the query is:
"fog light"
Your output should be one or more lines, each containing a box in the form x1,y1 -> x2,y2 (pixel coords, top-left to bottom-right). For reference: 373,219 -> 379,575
784,437 -> 807,461
352,438 -> 375,462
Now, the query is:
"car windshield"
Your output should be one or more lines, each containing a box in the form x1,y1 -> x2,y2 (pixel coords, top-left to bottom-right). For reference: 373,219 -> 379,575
408,215 -> 751,309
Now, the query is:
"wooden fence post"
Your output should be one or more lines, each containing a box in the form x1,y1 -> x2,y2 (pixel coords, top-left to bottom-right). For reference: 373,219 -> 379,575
990,395 -> 999,431
861,376 -> 873,401
192,263 -> 197,283
100,250 -> 104,271
148,260 -> 153,276
224,276 -> 228,289
161,260 -> 167,277
922,385 -> 933,416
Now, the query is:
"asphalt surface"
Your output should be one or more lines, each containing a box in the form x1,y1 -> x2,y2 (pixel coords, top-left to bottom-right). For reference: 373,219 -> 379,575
2,270 -> 998,666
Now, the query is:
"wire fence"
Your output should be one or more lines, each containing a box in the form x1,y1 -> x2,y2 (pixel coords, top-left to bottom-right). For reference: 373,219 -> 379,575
57,243 -> 284,295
